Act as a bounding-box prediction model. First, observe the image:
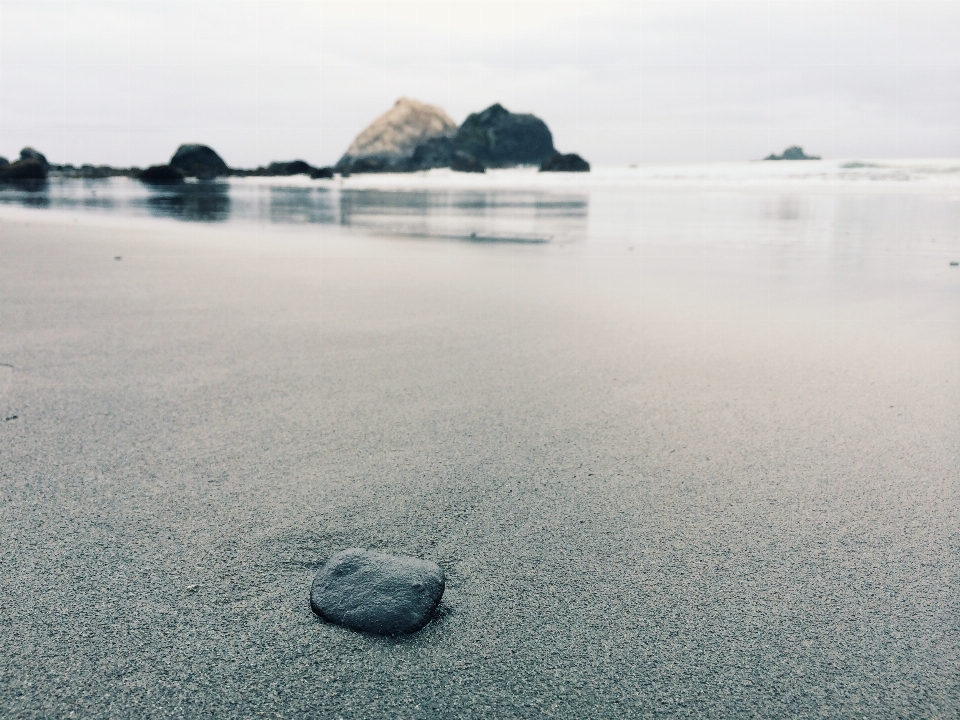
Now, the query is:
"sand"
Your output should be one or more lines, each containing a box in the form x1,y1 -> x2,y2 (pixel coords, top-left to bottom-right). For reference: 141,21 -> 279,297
1,214 -> 958,718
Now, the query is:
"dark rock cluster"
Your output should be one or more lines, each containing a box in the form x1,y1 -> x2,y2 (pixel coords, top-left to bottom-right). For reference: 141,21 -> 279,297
764,146 -> 820,161
540,153 -> 590,173
3,102 -> 589,186
233,160 -> 334,179
0,148 -> 51,182
138,164 -> 185,185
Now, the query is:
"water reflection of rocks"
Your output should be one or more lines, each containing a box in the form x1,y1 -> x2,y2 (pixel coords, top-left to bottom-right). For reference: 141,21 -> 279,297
146,182 -> 231,223
0,177 -> 590,244
338,189 -> 589,244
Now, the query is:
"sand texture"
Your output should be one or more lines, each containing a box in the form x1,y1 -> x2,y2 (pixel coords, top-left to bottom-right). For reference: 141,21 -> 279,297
1,216 -> 958,718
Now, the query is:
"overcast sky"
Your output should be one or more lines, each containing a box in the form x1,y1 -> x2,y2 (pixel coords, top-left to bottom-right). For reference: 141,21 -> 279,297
1,0 -> 957,167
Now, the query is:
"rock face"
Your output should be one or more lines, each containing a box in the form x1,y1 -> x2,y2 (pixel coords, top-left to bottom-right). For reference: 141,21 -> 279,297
310,549 -> 445,635
336,98 -> 458,174
138,164 -> 185,185
451,151 -> 485,173
408,136 -> 455,171
170,144 -> 230,178
454,104 -> 556,168
765,146 -> 820,161
19,147 -> 50,170
540,153 -> 590,172
0,157 -> 8,167
0,158 -> 48,181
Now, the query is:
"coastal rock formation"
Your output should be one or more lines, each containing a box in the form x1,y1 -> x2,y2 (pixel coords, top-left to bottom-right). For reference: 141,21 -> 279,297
453,104 -> 556,168
310,549 -> 445,635
0,158 -> 48,181
19,147 -> 50,170
540,153 -> 590,172
0,157 -> 8,167
336,98 -> 458,174
170,144 -> 229,178
764,146 -> 820,161
138,164 -> 185,185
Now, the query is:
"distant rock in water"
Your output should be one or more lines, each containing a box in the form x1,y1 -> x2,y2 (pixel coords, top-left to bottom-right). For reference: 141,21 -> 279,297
19,147 -> 50,170
0,158 -> 48,181
451,151 -> 485,173
170,144 -> 229,178
264,160 -> 313,176
232,160 -> 335,179
138,164 -> 185,185
336,98 -> 458,174
764,146 -> 820,161
540,153 -> 590,172
454,104 -> 556,168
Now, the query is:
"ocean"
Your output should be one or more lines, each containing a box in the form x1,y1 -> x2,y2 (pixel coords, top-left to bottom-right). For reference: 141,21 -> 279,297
2,159 -> 959,254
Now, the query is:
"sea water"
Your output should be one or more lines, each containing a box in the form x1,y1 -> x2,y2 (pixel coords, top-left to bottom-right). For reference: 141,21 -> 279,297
1,160 -> 959,254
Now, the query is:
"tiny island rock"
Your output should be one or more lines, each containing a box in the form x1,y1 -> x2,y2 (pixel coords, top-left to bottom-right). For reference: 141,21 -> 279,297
310,549 -> 445,635
764,146 -> 820,161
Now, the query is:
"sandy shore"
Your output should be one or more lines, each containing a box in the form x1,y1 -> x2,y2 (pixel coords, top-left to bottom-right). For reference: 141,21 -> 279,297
1,213 -> 958,718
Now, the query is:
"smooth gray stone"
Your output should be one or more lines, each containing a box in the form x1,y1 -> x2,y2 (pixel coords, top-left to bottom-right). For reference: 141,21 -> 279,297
310,549 -> 445,636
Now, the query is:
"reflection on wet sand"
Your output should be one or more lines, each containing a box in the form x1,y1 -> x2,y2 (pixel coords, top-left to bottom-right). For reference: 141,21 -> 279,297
0,178 -> 590,244
338,189 -> 589,243
145,182 -> 231,222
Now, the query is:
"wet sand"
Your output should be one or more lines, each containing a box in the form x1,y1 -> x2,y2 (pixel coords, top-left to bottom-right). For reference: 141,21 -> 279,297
1,214 -> 958,718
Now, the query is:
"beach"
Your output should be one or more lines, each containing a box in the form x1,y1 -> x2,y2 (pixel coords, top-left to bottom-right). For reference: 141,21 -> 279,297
1,179 -> 959,716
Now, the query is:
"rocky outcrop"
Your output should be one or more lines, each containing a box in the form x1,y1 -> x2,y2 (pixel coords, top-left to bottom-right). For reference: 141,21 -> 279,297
335,98 -> 458,174
451,151 -> 485,173
540,153 -> 590,172
764,146 -> 820,161
0,158 -> 48,181
453,104 -> 556,168
19,147 -> 50,170
407,136 -> 454,171
0,157 -> 8,167
170,144 -> 229,178
231,160 -> 334,179
138,164 -> 185,184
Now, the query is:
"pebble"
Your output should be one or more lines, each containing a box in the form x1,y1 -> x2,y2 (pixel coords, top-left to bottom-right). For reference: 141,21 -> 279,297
310,549 -> 445,635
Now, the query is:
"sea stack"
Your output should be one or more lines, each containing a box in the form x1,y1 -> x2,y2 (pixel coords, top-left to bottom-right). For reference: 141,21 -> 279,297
454,104 -> 556,168
170,144 -> 230,179
336,98 -> 458,174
